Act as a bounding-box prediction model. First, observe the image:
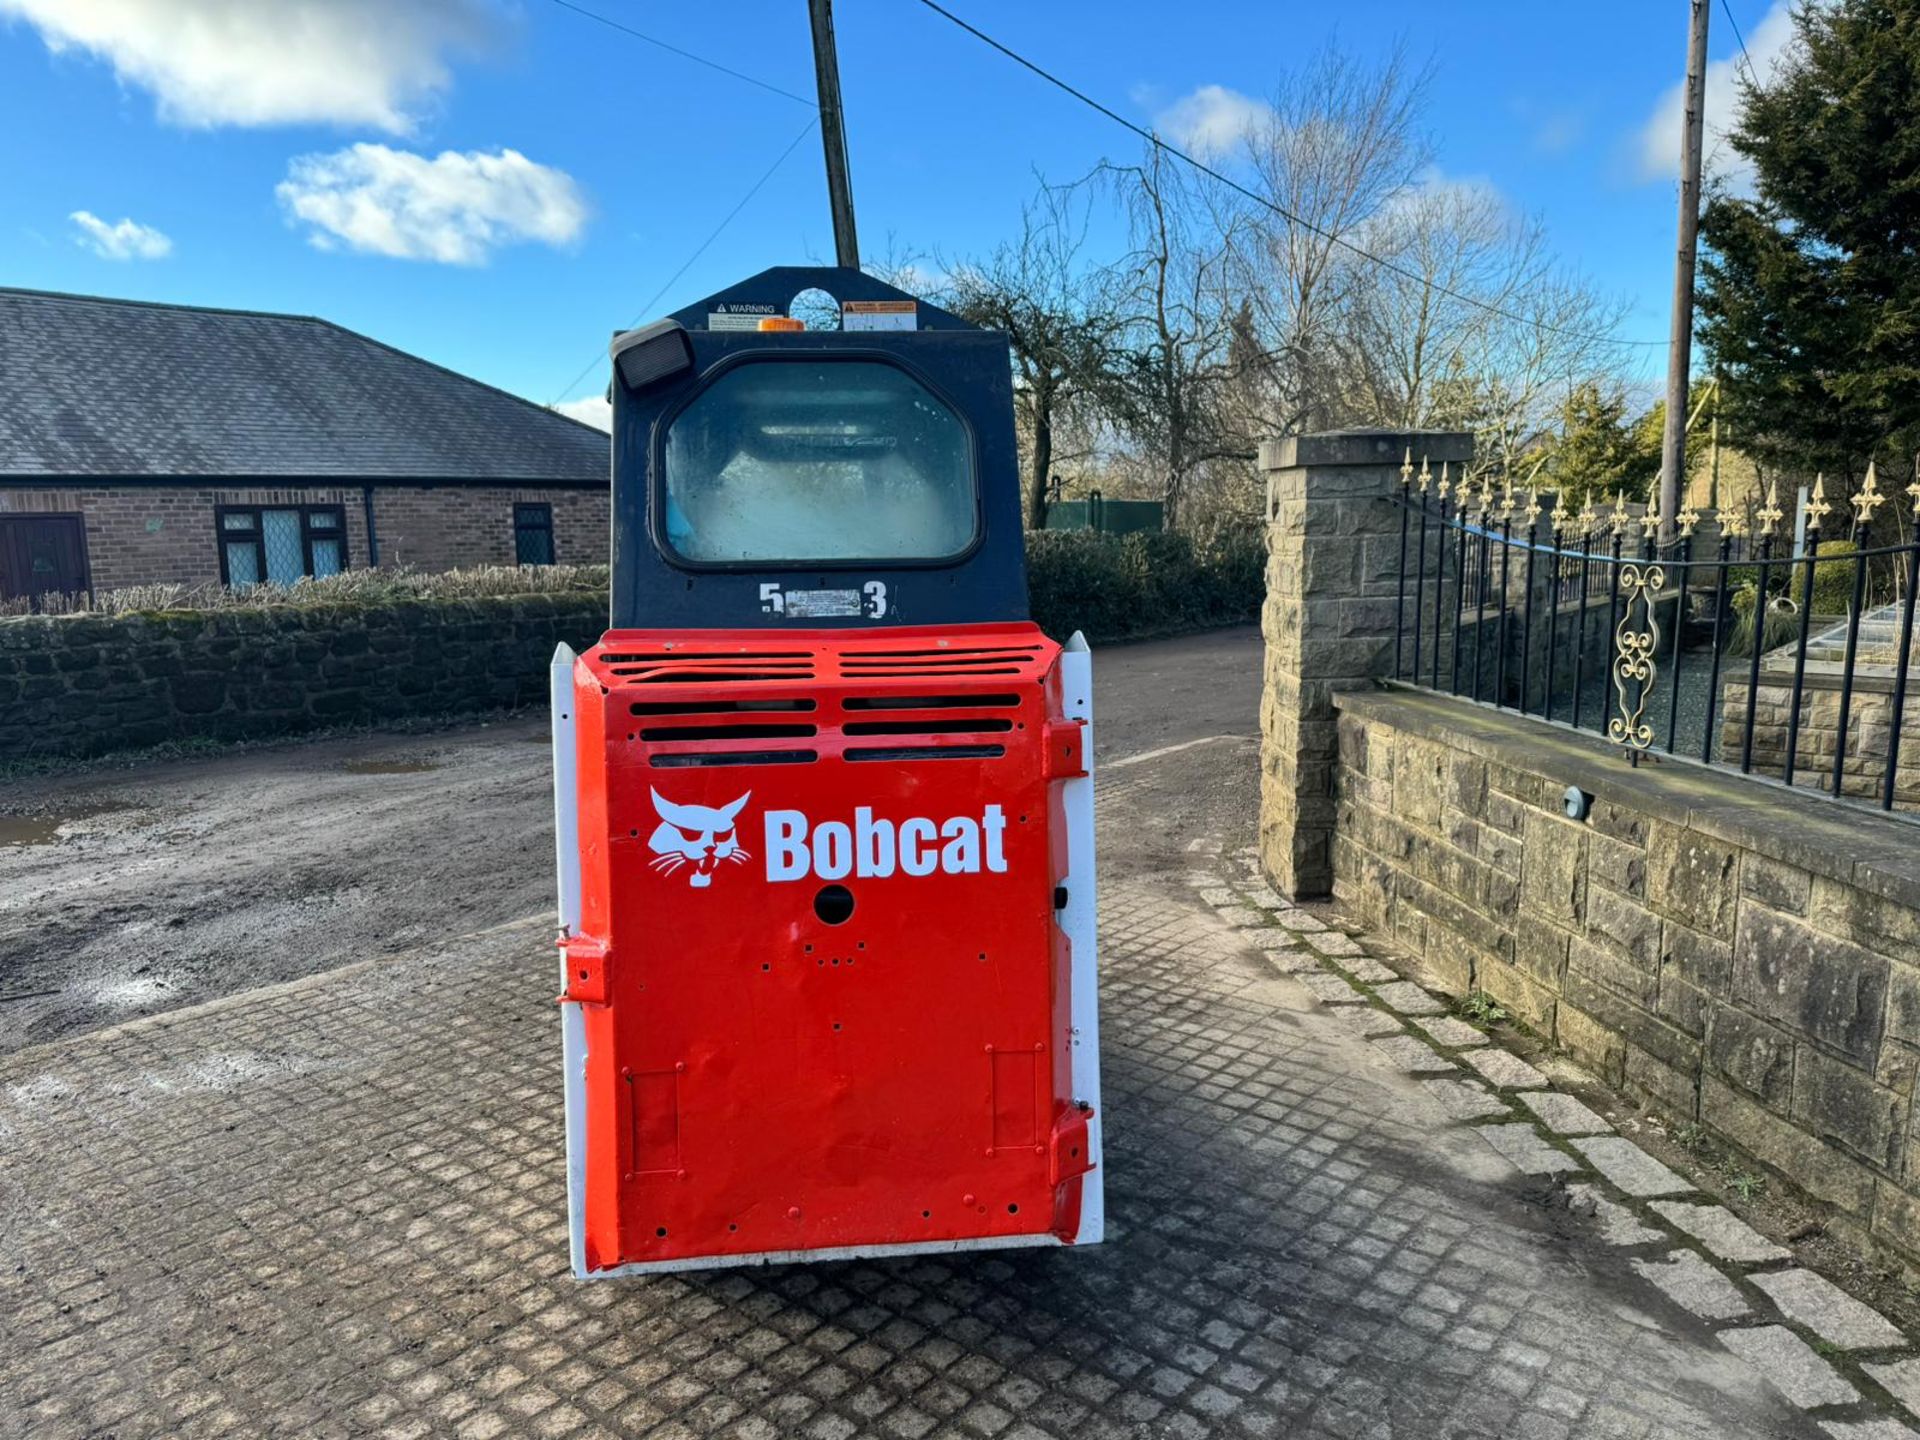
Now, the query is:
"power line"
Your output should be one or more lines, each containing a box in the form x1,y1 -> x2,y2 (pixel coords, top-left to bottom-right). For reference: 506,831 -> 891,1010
548,116 -> 820,406
1720,0 -> 1759,83
912,0 -> 1666,350
548,0 -> 816,108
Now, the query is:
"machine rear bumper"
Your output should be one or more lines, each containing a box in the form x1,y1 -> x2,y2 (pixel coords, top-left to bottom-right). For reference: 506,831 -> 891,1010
572,1230 -> 1065,1282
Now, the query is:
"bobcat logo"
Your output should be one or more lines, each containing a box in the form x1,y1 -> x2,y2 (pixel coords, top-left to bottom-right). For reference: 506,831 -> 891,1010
647,789 -> 752,888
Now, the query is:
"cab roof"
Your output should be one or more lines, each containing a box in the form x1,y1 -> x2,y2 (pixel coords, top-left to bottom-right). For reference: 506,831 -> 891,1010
668,265 -> 976,333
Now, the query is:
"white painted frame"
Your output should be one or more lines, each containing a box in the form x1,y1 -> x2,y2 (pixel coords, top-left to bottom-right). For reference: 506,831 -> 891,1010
550,645 -> 591,1280
1057,631 -> 1104,1245
553,636 -> 1104,1278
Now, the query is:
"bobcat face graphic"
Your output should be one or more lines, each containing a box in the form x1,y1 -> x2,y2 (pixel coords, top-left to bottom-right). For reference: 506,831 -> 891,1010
647,790 -> 752,889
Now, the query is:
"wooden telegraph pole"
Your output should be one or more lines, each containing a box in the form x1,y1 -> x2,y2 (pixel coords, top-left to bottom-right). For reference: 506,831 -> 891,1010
808,0 -> 861,270
1659,0 -> 1712,536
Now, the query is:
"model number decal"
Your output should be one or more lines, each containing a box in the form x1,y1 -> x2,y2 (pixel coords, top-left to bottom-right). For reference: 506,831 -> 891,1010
759,581 -> 889,619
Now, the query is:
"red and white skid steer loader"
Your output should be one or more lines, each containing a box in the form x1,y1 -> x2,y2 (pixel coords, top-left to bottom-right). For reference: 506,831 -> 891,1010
549,266 -> 1101,1276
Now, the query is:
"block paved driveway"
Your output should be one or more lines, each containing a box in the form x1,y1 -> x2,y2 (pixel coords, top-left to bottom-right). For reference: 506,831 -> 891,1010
0,635 -> 1843,1438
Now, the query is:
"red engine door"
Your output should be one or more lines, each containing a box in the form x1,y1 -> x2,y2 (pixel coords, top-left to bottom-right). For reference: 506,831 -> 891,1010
553,622 -> 1102,1275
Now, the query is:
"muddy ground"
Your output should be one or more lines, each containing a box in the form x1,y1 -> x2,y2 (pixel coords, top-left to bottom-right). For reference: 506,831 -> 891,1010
0,627 -> 1262,1054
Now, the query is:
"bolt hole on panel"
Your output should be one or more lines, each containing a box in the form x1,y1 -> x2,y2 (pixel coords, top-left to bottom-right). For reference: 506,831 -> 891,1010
554,267 -> 1100,1277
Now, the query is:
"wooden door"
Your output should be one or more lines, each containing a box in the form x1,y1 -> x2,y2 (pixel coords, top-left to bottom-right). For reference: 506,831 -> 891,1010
0,515 -> 91,604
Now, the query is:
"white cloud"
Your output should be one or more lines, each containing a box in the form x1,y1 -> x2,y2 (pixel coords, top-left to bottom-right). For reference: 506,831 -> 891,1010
0,0 -> 500,132
69,209 -> 171,260
1637,0 -> 1799,189
552,395 -> 611,432
1401,166 -> 1505,210
276,145 -> 589,266
1154,84 -> 1274,158
1532,113 -> 1583,156
1360,168 -> 1511,249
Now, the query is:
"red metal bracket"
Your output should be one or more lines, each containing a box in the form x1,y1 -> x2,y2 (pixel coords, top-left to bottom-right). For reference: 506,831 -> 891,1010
1043,719 -> 1087,779
559,933 -> 612,1005
1048,1104 -> 1094,1188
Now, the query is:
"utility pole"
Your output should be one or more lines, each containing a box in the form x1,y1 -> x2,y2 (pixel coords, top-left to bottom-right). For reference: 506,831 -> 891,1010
1659,0 -> 1711,538
1709,373 -> 1722,511
807,0 -> 860,270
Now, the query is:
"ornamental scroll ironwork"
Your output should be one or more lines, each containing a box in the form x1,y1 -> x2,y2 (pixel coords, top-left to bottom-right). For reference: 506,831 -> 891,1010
1607,563 -> 1665,751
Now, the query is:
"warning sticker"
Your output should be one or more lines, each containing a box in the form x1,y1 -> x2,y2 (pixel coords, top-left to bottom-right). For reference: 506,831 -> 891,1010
707,302 -> 780,332
842,299 -> 918,332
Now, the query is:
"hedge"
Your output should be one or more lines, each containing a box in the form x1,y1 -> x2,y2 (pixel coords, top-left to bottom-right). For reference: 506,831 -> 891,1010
1026,528 -> 1265,643
1,534 -> 1264,760
5,534 -> 1266,646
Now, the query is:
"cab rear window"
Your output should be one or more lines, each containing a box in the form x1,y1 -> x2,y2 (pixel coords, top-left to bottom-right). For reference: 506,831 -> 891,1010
662,359 -> 976,564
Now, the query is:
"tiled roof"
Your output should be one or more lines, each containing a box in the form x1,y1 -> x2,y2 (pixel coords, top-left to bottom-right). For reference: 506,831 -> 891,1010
0,288 -> 607,483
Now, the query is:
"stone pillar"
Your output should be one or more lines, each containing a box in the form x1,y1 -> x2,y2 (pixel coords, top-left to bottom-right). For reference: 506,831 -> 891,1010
1259,428 -> 1474,899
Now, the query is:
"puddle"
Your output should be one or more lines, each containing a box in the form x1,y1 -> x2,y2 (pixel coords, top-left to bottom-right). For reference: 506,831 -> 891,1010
0,802 -> 130,848
91,975 -> 174,1008
341,759 -> 439,775
0,816 -> 63,847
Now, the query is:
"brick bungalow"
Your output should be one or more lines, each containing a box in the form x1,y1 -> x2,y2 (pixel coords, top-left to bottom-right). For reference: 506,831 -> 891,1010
0,287 -> 609,602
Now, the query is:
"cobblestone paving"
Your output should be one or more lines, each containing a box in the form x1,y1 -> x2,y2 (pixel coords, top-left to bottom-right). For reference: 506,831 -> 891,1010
1190,851 -> 1920,1440
0,763 -> 1869,1439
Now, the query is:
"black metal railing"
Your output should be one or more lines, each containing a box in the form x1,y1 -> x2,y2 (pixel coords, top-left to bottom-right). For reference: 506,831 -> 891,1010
1387,459 -> 1920,814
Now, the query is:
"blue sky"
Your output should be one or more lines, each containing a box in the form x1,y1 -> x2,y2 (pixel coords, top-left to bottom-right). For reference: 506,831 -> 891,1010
0,1 -> 1792,427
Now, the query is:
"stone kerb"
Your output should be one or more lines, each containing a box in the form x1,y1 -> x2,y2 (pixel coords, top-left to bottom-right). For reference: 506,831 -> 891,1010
1259,428 -> 1474,899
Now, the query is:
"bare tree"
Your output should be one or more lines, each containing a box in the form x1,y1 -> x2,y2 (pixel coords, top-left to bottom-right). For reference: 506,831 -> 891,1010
920,40 -> 1636,533
943,181 -> 1119,529
1334,180 -> 1514,428
1338,186 -> 1633,473
1075,43 -> 1438,528
1094,144 -> 1252,529
1224,44 -> 1434,437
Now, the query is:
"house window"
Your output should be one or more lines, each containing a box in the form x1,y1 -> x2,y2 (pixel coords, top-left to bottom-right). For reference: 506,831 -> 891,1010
217,506 -> 347,587
514,503 -> 555,566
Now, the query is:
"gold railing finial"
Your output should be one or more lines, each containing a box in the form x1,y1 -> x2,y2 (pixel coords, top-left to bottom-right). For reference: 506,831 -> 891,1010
1908,453 -> 1920,519
1437,461 -> 1452,501
1524,488 -> 1543,530
1400,447 -> 1414,489
1678,499 -> 1700,538
1805,474 -> 1832,533
1610,492 -> 1633,538
1756,481 -> 1784,537
1417,455 -> 1432,494
1721,503 -> 1748,539
1854,460 -> 1885,527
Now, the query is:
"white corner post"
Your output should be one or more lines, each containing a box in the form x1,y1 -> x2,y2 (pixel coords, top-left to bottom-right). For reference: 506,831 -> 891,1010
550,643 -> 590,1280
1058,631 -> 1103,1245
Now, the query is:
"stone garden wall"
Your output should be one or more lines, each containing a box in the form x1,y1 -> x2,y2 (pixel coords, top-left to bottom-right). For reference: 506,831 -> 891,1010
0,594 -> 607,761
1721,670 -> 1920,808
1332,686 -> 1920,1264
1258,426 -> 1920,1266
